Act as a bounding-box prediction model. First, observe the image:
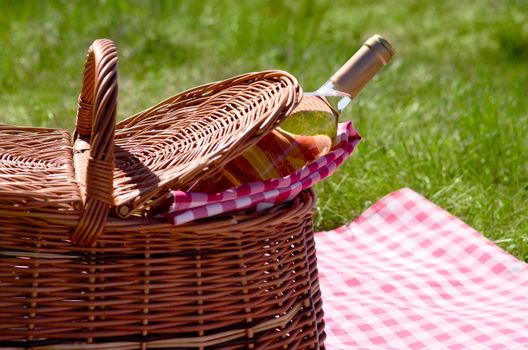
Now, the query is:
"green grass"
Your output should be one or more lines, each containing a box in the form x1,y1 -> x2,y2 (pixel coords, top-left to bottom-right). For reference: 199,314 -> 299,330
1,0 -> 527,260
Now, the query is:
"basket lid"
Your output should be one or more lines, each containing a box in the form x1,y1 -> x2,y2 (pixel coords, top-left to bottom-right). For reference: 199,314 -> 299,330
113,70 -> 301,218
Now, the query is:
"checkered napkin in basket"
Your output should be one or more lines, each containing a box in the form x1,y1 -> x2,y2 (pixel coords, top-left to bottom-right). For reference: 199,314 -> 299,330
316,188 -> 528,349
160,121 -> 360,225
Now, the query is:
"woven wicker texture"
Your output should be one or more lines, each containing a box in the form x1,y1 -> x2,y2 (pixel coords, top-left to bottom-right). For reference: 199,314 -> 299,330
113,70 -> 301,219
191,95 -> 337,193
0,190 -> 325,349
71,38 -> 118,245
0,126 -> 81,217
0,39 -> 117,246
0,39 -> 325,349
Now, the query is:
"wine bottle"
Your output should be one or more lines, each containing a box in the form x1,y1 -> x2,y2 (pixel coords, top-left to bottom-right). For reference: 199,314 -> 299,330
278,34 -> 395,142
190,35 -> 395,194
304,34 -> 395,112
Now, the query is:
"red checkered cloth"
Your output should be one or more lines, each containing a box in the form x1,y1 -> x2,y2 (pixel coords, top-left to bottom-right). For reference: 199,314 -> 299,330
160,121 -> 360,225
316,188 -> 528,349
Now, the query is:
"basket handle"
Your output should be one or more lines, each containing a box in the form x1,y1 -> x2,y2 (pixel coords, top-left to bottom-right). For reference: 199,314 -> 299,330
71,39 -> 118,245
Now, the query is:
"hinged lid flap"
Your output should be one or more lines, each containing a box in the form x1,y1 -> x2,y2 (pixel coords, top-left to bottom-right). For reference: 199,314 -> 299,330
113,70 -> 301,218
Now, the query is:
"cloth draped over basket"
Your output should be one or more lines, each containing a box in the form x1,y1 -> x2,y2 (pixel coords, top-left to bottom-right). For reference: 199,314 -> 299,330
156,121 -> 360,226
0,38 -> 363,349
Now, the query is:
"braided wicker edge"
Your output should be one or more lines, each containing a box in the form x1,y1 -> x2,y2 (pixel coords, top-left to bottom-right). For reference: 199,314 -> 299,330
71,39 -> 117,245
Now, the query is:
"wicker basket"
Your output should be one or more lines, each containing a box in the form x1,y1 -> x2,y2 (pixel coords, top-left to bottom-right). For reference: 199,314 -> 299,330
0,39 -> 326,349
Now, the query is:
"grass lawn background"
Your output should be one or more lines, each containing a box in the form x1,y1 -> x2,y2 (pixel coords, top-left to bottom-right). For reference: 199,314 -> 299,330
1,0 -> 526,260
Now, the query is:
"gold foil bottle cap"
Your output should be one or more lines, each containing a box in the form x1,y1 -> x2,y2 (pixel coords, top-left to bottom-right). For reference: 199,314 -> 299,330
330,34 -> 395,98
364,34 -> 395,64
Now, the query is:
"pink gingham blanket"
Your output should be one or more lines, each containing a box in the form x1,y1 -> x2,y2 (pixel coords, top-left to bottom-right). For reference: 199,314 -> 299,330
161,121 -> 360,225
316,188 -> 528,349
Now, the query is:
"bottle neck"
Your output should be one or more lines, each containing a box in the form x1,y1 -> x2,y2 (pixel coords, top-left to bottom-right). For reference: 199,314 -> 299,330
304,81 -> 352,112
312,80 -> 349,97
306,34 -> 395,112
330,37 -> 393,99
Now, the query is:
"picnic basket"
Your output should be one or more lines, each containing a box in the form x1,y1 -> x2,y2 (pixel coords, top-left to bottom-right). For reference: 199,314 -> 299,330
0,39 -> 326,349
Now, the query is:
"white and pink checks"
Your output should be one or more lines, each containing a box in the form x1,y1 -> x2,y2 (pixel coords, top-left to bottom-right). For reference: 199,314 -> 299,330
162,122 -> 360,225
316,188 -> 528,349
